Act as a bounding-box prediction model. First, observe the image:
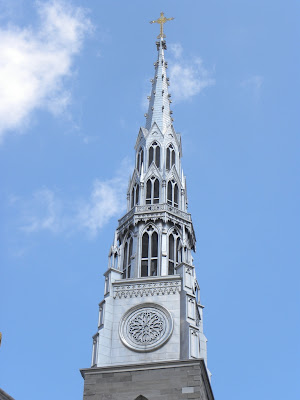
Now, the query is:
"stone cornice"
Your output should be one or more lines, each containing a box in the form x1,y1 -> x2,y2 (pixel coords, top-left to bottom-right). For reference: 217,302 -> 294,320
117,204 -> 195,245
119,203 -> 191,225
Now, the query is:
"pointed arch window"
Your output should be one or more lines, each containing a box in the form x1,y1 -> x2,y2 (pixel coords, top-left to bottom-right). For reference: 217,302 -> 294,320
146,176 -> 160,204
136,148 -> 144,173
131,184 -> 139,208
166,144 -> 175,170
141,226 -> 158,277
122,236 -> 133,279
148,142 -> 161,168
167,179 -> 179,208
168,230 -> 181,275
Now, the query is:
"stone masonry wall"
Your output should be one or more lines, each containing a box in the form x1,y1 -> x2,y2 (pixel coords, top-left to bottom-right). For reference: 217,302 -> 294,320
82,360 -> 214,400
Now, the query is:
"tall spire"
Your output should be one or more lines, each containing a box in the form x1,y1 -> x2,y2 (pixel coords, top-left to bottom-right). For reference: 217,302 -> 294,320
145,14 -> 174,133
82,17 -> 213,398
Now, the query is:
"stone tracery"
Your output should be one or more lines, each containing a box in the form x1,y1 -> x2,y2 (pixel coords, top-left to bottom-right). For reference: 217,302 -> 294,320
128,310 -> 164,344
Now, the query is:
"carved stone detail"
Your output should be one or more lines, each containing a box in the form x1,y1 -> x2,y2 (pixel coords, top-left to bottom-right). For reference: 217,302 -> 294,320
128,310 -> 164,344
118,203 -> 192,227
113,280 -> 181,299
119,303 -> 173,352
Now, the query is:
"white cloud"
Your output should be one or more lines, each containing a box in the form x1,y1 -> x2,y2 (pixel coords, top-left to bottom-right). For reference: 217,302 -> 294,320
169,55 -> 215,102
0,0 -> 92,142
240,75 -> 264,99
77,178 -> 126,237
169,43 -> 183,59
142,43 -> 215,108
21,188 -> 63,234
16,159 -> 132,238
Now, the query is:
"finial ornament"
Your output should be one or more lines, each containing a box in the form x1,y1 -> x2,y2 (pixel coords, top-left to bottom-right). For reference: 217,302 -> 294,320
150,12 -> 174,39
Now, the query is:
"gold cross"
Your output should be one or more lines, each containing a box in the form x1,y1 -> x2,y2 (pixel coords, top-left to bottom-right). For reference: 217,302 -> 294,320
150,12 -> 174,39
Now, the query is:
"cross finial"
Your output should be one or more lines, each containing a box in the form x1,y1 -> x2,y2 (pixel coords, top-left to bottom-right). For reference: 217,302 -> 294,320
150,12 -> 174,39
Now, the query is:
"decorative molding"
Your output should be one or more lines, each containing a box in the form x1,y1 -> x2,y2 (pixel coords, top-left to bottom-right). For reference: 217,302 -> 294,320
117,208 -> 196,247
118,203 -> 192,227
119,303 -> 173,352
113,279 -> 181,299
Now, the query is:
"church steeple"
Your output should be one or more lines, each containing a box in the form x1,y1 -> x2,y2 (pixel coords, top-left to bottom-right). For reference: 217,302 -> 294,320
81,15 -> 214,400
145,38 -> 173,132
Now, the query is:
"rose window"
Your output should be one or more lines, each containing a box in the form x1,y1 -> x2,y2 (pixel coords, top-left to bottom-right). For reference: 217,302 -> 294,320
128,311 -> 164,344
119,303 -> 173,352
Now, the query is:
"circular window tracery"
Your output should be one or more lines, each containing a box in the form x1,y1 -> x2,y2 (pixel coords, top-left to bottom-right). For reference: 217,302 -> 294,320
119,303 -> 173,352
128,310 -> 164,343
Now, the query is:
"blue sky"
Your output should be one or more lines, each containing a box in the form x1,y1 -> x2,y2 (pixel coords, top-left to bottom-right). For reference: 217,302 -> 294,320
0,0 -> 299,399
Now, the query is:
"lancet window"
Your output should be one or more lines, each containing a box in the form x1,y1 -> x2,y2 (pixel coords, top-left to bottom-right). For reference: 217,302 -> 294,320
168,229 -> 181,275
136,147 -> 144,173
148,142 -> 160,168
166,144 -> 175,170
122,236 -> 133,279
141,226 -> 158,277
167,179 -> 179,208
146,176 -> 160,204
131,184 -> 139,208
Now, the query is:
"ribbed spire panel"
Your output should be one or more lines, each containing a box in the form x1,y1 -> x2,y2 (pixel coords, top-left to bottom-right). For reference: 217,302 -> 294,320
145,38 -> 172,132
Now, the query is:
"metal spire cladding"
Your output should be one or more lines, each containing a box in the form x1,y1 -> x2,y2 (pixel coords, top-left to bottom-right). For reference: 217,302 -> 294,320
145,37 -> 173,133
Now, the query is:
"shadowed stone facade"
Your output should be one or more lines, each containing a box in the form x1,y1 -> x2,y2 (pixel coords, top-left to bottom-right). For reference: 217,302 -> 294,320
81,360 -> 214,400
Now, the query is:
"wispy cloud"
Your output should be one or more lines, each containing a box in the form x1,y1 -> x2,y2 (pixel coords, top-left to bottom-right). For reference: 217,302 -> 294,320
169,43 -> 183,59
77,178 -> 125,237
21,188 -> 64,234
240,75 -> 264,99
15,159 -> 132,238
142,42 -> 215,109
168,43 -> 215,102
0,0 -> 93,143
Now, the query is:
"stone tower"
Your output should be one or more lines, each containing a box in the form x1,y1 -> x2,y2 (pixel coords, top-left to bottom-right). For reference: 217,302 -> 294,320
81,16 -> 214,400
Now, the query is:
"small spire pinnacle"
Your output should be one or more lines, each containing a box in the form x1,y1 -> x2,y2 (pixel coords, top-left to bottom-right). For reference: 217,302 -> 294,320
140,162 -> 145,182
150,12 -> 174,39
181,170 -> 185,189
